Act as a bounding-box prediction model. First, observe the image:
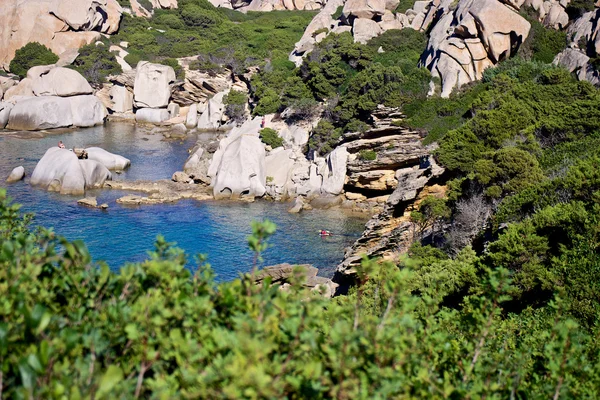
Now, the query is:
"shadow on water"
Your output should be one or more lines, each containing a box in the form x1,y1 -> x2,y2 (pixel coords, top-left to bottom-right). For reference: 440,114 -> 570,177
0,123 -> 368,280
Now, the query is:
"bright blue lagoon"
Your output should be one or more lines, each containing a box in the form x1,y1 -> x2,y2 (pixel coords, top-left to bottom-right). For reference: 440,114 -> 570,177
0,123 -> 367,280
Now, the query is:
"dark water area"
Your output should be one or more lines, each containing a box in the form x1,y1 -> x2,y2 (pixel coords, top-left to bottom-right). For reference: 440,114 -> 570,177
0,123 -> 367,280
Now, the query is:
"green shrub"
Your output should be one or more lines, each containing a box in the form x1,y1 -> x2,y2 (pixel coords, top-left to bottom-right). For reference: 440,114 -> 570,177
160,57 -> 184,80
71,42 -> 122,85
519,11 -> 567,63
2,190 -> 600,398
259,127 -> 283,148
308,120 -> 342,155
395,0 -> 415,13
180,4 -> 223,27
358,149 -> 377,161
223,90 -> 248,123
124,53 -> 143,68
331,5 -> 343,19
9,42 -> 59,78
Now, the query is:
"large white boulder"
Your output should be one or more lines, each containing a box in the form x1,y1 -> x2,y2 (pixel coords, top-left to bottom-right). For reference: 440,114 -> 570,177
68,95 -> 107,127
208,118 -> 266,199
7,96 -> 73,130
343,0 -> 386,19
135,108 -> 170,123
85,147 -> 131,170
4,79 -> 34,101
265,148 -> 296,197
353,18 -> 383,44
0,102 -> 13,128
31,67 -> 93,97
133,61 -> 176,108
109,84 -> 133,113
31,147 -> 111,195
321,146 -> 348,195
79,159 -> 113,188
197,91 -> 226,130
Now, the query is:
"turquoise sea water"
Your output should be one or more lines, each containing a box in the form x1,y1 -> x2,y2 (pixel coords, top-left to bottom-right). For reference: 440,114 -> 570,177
0,123 -> 367,280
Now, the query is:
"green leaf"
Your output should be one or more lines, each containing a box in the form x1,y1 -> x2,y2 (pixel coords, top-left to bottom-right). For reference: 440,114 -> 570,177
97,365 -> 123,397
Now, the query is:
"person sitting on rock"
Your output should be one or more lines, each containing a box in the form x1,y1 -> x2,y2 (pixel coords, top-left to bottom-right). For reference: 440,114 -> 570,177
58,141 -> 65,149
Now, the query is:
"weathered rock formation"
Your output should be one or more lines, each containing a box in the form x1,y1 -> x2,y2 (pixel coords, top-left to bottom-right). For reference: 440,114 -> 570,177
1,65 -> 107,130
133,61 -> 176,108
421,0 -> 531,97
208,118 -> 267,199
86,147 -> 131,170
334,112 -> 446,284
208,0 -> 324,11
0,0 -> 123,70
554,5 -> 600,86
30,147 -> 112,195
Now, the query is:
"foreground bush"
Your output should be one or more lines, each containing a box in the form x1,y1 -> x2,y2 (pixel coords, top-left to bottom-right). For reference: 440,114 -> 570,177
1,189 -> 600,398
9,43 -> 59,78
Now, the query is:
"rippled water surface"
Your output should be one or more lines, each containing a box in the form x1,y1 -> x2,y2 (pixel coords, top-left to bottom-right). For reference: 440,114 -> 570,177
0,123 -> 367,280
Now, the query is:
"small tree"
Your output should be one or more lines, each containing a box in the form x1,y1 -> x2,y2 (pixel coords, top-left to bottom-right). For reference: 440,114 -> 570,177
72,42 -> 122,85
259,128 -> 283,148
9,42 -> 59,78
223,90 -> 248,124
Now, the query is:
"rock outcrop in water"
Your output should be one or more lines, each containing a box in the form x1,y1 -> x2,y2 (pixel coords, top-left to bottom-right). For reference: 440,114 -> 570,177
31,148 -> 112,195
6,166 -> 25,183
30,146 -> 130,195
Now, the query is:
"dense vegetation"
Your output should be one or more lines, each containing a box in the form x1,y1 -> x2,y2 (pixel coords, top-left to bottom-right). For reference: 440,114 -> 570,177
1,190 -> 600,398
9,42 -> 59,78
71,41 -> 123,85
111,0 -> 315,75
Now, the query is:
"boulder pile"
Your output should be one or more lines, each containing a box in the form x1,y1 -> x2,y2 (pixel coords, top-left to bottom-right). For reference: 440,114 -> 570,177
30,147 -> 130,195
1,66 -> 107,130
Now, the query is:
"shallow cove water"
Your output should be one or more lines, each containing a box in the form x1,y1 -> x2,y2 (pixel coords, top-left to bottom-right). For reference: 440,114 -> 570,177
0,122 -> 368,280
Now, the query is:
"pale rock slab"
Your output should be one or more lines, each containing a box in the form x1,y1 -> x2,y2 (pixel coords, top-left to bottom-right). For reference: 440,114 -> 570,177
7,96 -> 73,130
133,61 -> 176,108
85,147 -> 131,170
109,85 -> 134,113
